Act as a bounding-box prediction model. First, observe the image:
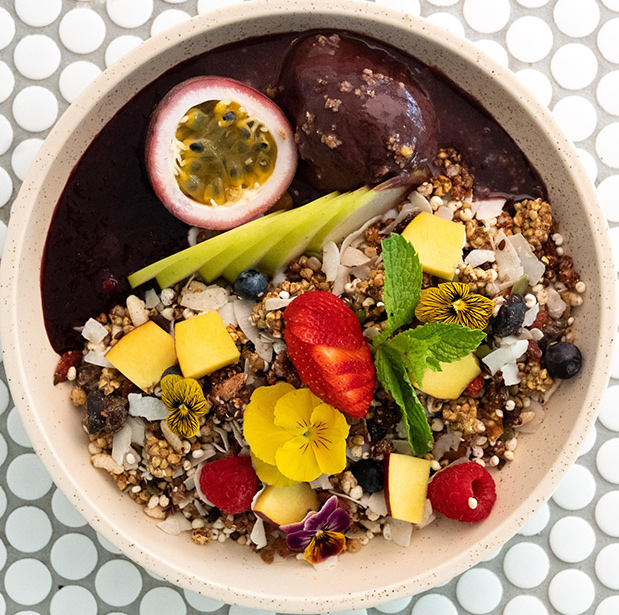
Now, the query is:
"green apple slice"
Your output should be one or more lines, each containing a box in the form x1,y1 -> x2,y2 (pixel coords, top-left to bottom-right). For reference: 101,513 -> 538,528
128,211 -> 282,289
258,192 -> 343,276
153,212 -> 284,290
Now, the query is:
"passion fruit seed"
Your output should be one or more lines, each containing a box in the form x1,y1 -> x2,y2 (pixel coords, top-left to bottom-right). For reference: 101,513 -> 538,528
174,100 -> 277,207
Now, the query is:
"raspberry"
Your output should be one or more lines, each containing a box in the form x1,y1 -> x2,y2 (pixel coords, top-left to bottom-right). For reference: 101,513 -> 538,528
199,456 -> 259,515
428,462 -> 496,522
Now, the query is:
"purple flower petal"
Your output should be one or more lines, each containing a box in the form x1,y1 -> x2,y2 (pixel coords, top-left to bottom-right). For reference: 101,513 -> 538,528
304,496 -> 340,533
281,510 -> 317,535
285,529 -> 315,552
324,507 -> 351,534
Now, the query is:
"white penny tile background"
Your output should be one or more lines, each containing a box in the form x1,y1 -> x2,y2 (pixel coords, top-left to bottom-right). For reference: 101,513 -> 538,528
0,0 -> 617,614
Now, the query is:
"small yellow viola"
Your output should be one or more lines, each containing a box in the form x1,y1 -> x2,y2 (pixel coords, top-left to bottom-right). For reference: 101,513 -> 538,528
243,382 -> 349,484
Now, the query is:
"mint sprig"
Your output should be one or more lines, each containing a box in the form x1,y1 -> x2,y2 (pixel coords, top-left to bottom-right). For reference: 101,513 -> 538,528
375,234 -> 422,344
372,231 -> 485,457
375,345 -> 433,457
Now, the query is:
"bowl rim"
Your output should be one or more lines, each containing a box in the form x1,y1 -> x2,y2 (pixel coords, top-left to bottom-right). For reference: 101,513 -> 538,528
0,0 -> 615,611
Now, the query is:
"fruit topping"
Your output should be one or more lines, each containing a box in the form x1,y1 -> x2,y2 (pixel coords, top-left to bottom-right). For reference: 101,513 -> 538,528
384,453 -> 432,524
105,321 -> 177,391
466,374 -> 485,397
146,76 -> 297,230
86,390 -> 128,435
427,462 -> 497,522
276,33 -> 437,191
415,282 -> 494,330
351,459 -> 384,494
243,383 -> 349,483
234,269 -> 268,301
174,311 -> 240,379
284,291 -> 376,418
492,293 -> 526,337
414,354 -> 482,401
252,483 -> 320,527
282,495 -> 350,564
401,212 -> 465,280
199,456 -> 259,515
544,342 -> 582,379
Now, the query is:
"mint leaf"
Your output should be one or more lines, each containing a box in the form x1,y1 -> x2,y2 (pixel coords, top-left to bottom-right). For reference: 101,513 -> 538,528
390,322 -> 485,386
375,234 -> 422,343
375,344 -> 433,457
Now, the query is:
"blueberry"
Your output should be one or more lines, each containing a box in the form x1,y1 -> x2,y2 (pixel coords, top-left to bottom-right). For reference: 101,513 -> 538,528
544,342 -> 582,379
234,269 -> 268,301
351,459 -> 384,494
492,294 -> 526,338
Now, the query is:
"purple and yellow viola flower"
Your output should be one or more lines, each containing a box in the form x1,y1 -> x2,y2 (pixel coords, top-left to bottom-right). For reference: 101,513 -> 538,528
281,495 -> 350,564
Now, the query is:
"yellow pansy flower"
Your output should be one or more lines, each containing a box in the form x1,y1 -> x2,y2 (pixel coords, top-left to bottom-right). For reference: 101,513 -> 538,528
243,383 -> 349,484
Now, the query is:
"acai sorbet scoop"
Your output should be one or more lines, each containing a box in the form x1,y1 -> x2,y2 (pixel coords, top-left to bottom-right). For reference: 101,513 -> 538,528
276,33 -> 438,192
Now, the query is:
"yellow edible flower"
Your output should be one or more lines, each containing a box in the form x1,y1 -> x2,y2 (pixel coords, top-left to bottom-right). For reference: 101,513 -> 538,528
415,282 -> 494,330
161,374 -> 209,438
243,382 -> 349,483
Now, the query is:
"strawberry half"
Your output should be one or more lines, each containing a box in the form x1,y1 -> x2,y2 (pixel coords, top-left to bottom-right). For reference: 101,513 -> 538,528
283,291 -> 376,418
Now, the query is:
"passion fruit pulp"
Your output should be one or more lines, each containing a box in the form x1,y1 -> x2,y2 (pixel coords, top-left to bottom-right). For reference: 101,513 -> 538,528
146,76 -> 297,230
175,100 -> 277,206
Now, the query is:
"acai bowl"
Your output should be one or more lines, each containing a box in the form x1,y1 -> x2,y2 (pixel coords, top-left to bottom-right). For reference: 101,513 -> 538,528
0,1 -> 615,612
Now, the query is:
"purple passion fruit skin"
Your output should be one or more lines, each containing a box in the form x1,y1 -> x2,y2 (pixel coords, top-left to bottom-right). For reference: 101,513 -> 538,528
146,76 -> 297,230
276,33 -> 439,192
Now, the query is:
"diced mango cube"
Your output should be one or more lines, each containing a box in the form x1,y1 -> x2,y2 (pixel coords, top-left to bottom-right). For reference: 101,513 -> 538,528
175,311 -> 240,379
401,211 -> 465,279
105,321 -> 177,391
414,354 -> 481,400
385,453 -> 431,524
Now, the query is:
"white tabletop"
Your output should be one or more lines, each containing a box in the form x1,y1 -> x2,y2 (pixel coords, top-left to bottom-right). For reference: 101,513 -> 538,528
0,1 -> 618,614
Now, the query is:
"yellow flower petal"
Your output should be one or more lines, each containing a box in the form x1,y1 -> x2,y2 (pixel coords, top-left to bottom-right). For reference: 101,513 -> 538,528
273,388 -> 320,436
275,435 -> 322,482
243,382 -> 294,465
251,453 -> 297,487
309,403 -> 349,476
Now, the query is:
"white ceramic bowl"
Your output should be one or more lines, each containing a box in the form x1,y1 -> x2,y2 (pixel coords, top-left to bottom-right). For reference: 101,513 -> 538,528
0,1 -> 615,612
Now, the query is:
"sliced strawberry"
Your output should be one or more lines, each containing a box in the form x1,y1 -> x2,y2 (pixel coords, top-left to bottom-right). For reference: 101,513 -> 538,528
284,292 -> 376,419
466,374 -> 485,397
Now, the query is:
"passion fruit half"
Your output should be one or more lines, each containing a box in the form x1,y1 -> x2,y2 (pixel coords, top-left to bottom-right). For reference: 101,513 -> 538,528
146,77 -> 297,230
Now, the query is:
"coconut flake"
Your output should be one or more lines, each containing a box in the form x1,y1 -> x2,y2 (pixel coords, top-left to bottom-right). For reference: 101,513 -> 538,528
125,416 -> 146,447
494,231 -> 524,284
310,474 -> 333,490
416,500 -> 436,529
392,440 -> 414,455
250,516 -> 267,549
435,206 -> 454,221
128,393 -> 168,421
482,339 -> 529,375
180,284 -> 229,313
547,287 -> 567,319
523,303 -> 540,328
264,297 -> 295,311
340,215 -> 382,255
340,246 -> 370,267
217,301 -> 237,327
465,249 -> 496,268
144,289 -> 160,309
112,423 -> 132,465
214,427 -> 230,453
366,491 -> 389,517
157,512 -> 192,535
84,350 -> 114,368
475,198 -> 505,221
432,429 -> 462,461
385,518 -> 413,548
332,265 -> 351,297
82,318 -> 109,344
508,233 -> 545,286
234,299 -> 273,363
322,242 -> 340,282
501,362 -> 521,386
230,421 -> 247,450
